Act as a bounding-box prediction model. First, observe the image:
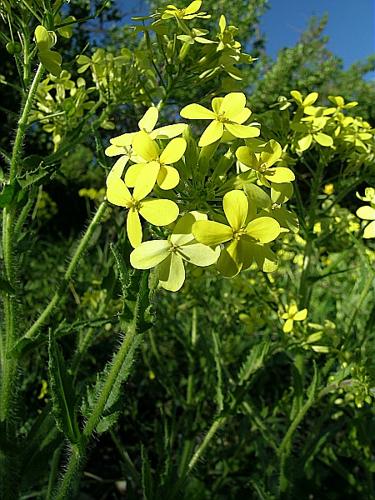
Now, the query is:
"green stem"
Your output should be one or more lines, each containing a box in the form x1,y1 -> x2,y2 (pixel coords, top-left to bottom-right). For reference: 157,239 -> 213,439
54,445 -> 84,500
19,201 -> 108,345
55,274 -> 148,498
188,416 -> 227,471
9,63 -> 43,182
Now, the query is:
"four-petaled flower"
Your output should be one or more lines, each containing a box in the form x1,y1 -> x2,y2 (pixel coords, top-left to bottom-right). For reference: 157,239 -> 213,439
161,1 -> 210,20
180,92 -> 260,147
105,106 -> 186,159
281,304 -> 308,333
130,212 -> 219,291
236,139 -> 295,184
125,130 -> 187,191
192,190 -> 280,277
106,160 -> 179,248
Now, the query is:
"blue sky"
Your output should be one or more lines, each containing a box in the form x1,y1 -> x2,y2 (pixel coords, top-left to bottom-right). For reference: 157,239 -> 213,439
118,0 -> 375,74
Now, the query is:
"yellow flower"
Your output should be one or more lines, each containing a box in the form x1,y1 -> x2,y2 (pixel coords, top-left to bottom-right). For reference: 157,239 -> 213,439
130,212 -> 219,291
161,0 -> 210,20
281,304 -> 308,333
324,183 -> 334,195
105,107 -> 186,158
106,161 -> 179,248
125,131 -> 186,191
236,139 -> 295,184
192,190 -> 280,276
180,92 -> 259,147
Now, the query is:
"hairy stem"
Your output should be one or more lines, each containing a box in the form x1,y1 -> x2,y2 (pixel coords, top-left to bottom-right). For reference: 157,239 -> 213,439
19,201 -> 108,345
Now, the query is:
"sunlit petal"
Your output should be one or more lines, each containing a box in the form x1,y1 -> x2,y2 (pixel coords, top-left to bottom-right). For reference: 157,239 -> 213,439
198,120 -> 223,147
127,208 -> 143,248
193,220 -> 232,245
246,217 -> 280,243
139,199 -> 179,226
130,239 -> 171,269
132,130 -> 159,161
138,107 -> 158,132
160,137 -> 187,164
223,190 -> 248,231
157,165 -> 180,190
180,103 -> 216,120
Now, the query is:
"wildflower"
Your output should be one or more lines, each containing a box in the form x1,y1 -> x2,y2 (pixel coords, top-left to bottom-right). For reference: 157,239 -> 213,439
105,107 -> 186,158
281,304 -> 308,333
180,92 -> 259,147
130,212 -> 219,291
125,131 -> 186,190
356,192 -> 375,238
324,183 -> 334,195
161,1 -> 210,20
106,161 -> 179,248
236,139 -> 295,184
192,190 -> 280,276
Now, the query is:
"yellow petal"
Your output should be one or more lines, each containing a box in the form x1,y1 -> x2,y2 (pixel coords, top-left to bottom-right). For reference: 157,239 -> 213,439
198,120 -> 223,147
110,132 -> 135,147
132,161 -> 160,200
288,304 -> 298,316
132,130 -> 159,162
265,167 -> 295,183
160,137 -> 186,164
211,97 -> 224,114
356,206 -> 375,220
139,199 -> 179,226
178,242 -> 219,266
105,144 -> 126,157
297,134 -> 313,151
219,92 -> 246,120
106,156 -> 128,186
364,220 -> 375,239
130,240 -> 171,269
246,217 -> 280,243
159,253 -> 185,292
106,177 -> 132,207
224,123 -> 260,139
283,318 -> 294,333
180,103 -> 216,120
217,240 -> 241,277
314,132 -> 333,147
151,123 -> 187,140
124,163 -> 148,187
185,0 -> 202,15
294,308 -> 308,321
157,165 -> 180,190
127,208 -> 142,248
138,107 -> 158,132
223,190 -> 248,231
193,220 -> 232,245
290,90 -> 302,104
261,140 -> 282,167
171,212 -> 204,246
236,146 -> 257,167
230,107 -> 251,124
303,92 -> 319,106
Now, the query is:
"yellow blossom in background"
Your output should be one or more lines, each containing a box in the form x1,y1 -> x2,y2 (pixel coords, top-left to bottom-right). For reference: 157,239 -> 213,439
356,187 -> 375,239
281,304 -> 308,333
324,183 -> 334,195
180,92 -> 259,147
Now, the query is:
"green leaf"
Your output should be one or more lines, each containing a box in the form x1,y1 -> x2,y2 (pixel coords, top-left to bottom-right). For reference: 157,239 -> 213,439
48,334 -> 80,443
0,277 -> 15,295
0,181 -> 20,208
238,340 -> 270,385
